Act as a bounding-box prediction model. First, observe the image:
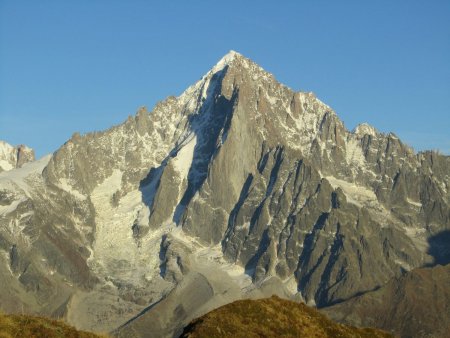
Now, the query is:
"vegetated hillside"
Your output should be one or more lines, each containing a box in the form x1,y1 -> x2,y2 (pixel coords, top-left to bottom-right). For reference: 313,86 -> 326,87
323,263 -> 450,338
180,296 -> 392,338
0,312 -> 106,338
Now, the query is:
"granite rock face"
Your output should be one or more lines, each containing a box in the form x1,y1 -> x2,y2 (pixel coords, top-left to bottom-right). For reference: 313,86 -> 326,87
0,51 -> 449,336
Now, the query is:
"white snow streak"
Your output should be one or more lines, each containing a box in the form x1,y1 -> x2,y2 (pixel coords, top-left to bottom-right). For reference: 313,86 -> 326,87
325,176 -> 377,207
0,155 -> 51,196
58,178 -> 87,200
172,136 -> 196,178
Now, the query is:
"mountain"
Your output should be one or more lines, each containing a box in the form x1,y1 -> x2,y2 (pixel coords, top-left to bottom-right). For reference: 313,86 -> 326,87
180,296 -> 392,338
0,51 -> 448,337
0,140 -> 35,172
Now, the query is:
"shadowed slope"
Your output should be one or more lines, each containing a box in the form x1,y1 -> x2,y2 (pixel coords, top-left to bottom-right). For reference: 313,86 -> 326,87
323,263 -> 450,337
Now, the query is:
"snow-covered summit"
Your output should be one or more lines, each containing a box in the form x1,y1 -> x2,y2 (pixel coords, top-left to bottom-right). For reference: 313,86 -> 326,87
0,140 -> 35,172
353,123 -> 378,137
212,50 -> 241,72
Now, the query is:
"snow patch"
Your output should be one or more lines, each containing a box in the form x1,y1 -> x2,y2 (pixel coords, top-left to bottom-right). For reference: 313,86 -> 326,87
170,228 -> 253,290
265,92 -> 278,105
0,160 -> 13,171
58,178 -> 87,200
211,50 -> 240,73
394,259 -> 411,271
0,140 -> 14,152
0,197 -> 26,216
172,135 -> 196,179
91,169 -> 122,198
0,251 -> 13,275
325,176 -> 377,207
345,138 -> 366,168
0,141 -> 15,164
403,226 -> 426,238
0,155 -> 51,196
353,123 -> 378,137
407,198 -> 422,208
89,169 -> 162,285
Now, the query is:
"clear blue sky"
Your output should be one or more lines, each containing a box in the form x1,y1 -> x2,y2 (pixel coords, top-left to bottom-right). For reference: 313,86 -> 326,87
1,1 -> 449,158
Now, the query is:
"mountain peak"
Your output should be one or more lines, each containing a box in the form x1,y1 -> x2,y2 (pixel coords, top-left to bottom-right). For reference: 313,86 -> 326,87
223,49 -> 241,60
211,50 -> 242,73
0,140 -> 35,172
353,123 -> 378,137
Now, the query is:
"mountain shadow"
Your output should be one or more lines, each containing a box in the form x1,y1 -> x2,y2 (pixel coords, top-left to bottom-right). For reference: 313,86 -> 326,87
427,230 -> 450,266
173,66 -> 237,224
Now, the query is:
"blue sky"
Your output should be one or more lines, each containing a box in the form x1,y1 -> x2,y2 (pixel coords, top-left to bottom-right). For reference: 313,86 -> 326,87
1,1 -> 449,158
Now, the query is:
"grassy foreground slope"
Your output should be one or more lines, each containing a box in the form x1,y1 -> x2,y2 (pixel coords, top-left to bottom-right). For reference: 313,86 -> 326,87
180,296 -> 392,338
0,313 -> 106,338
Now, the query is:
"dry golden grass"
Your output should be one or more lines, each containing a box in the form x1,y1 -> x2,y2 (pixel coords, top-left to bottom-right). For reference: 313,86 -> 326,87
181,296 -> 393,338
0,312 -> 107,338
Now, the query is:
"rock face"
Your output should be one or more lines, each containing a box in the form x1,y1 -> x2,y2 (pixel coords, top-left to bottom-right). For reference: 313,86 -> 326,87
0,51 -> 449,337
0,140 -> 35,172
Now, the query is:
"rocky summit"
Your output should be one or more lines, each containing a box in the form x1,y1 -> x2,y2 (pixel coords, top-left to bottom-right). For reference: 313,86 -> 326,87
0,51 -> 448,337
